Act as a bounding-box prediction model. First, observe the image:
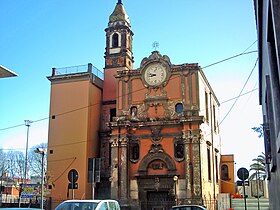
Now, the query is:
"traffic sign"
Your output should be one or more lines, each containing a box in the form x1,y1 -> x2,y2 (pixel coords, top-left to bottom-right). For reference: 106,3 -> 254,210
68,169 -> 78,183
237,167 -> 249,181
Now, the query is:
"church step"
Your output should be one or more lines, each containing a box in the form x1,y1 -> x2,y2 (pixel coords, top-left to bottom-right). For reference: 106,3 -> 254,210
231,198 -> 269,210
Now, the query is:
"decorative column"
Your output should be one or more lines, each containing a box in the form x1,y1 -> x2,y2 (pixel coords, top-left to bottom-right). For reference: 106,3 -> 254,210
120,135 -> 129,207
183,130 -> 192,201
191,130 -> 202,204
110,138 -> 119,199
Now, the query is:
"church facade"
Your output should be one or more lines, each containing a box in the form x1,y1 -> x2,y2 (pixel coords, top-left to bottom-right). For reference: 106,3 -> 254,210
46,1 -> 221,210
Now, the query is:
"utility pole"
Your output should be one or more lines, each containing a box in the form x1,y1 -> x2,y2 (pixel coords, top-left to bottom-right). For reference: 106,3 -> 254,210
257,166 -> 260,210
24,120 -> 32,184
34,148 -> 45,210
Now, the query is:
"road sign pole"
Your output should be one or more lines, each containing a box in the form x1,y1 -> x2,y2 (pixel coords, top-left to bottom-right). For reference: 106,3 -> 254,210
237,167 -> 249,210
243,180 -> 247,210
92,158 -> 95,199
72,172 -> 74,200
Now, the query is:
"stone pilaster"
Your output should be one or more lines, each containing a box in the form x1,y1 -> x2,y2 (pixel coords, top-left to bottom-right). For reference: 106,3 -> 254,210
183,129 -> 202,204
191,131 -> 202,204
110,138 -> 119,199
120,136 -> 129,206
183,130 -> 192,200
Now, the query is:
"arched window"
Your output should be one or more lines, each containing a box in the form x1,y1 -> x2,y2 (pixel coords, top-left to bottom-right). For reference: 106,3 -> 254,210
221,164 -> 230,180
112,33 -> 119,48
174,138 -> 184,161
130,142 -> 139,162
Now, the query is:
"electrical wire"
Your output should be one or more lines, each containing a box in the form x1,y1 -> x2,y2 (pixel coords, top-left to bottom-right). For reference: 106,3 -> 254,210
0,44 -> 258,132
219,58 -> 259,125
0,87 -> 259,152
220,88 -> 258,105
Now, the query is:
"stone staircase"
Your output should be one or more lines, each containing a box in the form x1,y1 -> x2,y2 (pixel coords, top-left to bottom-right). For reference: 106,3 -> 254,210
231,198 -> 269,210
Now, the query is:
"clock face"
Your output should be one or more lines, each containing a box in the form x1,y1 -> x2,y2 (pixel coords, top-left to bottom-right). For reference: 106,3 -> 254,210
143,63 -> 168,86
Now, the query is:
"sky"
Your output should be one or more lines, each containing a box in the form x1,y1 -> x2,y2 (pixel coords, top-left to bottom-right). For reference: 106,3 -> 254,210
0,0 -> 263,174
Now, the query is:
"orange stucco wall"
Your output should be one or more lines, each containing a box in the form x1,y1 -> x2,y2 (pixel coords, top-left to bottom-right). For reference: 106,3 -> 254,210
103,68 -> 118,101
117,69 -> 201,182
47,78 -> 102,203
220,154 -> 235,195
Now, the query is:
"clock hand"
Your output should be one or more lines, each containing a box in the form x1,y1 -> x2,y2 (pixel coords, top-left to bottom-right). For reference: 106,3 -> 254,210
149,73 -> 156,77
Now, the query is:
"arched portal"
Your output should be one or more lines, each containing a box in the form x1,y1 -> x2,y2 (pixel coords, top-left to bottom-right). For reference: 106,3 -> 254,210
137,147 -> 178,210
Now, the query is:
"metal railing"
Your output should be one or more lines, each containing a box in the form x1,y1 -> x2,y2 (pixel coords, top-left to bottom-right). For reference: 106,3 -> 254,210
52,63 -> 104,80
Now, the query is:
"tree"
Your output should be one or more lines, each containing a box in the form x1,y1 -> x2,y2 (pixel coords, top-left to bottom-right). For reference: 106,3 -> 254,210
0,149 -> 8,176
5,150 -> 25,179
252,124 -> 264,138
28,143 -> 47,179
249,152 -> 266,180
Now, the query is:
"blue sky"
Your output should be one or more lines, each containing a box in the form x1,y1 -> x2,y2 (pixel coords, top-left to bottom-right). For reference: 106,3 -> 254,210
0,0 -> 262,171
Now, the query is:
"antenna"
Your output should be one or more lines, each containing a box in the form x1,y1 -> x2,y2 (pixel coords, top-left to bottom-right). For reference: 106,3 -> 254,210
152,41 -> 159,51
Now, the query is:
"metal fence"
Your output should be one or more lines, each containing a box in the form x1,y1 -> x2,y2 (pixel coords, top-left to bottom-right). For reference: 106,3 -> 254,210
53,63 -> 104,80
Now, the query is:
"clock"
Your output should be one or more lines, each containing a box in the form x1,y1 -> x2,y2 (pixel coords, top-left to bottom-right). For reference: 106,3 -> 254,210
143,62 -> 168,86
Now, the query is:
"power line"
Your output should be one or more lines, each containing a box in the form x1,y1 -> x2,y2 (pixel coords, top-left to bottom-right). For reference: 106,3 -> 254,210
0,44 -> 258,132
0,86 -> 259,152
202,50 -> 257,70
202,40 -> 257,70
219,58 -> 259,125
220,88 -> 258,105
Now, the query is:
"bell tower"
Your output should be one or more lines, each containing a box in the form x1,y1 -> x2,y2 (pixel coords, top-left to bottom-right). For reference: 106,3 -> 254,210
99,2 -> 134,198
104,0 -> 134,71
103,0 -> 134,102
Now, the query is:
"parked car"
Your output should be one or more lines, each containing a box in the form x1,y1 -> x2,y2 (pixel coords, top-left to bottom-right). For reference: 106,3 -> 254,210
55,199 -> 121,210
0,209 -> 39,210
172,204 -> 207,210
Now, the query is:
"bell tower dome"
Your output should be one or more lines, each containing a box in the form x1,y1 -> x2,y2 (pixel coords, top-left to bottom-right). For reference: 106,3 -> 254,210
103,0 -> 134,101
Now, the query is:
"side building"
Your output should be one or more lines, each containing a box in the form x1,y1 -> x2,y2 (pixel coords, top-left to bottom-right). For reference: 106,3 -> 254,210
220,154 -> 235,196
254,0 -> 280,209
46,64 -> 103,207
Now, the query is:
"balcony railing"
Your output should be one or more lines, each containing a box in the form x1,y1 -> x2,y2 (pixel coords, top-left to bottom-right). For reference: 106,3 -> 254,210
51,63 -> 104,80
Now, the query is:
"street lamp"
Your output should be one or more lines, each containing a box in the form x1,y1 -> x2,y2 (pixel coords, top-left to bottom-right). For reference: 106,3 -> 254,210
34,148 -> 45,210
24,120 -> 32,184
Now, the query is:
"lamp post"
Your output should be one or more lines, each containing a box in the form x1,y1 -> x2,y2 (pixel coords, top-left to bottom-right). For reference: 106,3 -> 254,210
34,148 -> 45,210
24,120 -> 32,184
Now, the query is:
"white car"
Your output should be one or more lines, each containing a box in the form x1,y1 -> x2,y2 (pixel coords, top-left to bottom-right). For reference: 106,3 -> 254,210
55,199 -> 121,210
172,205 -> 207,210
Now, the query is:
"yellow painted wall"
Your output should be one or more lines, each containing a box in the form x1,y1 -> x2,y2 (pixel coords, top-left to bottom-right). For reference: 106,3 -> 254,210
198,70 -> 221,203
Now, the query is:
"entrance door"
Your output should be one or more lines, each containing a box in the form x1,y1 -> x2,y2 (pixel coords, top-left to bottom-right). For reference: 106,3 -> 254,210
147,191 -> 175,210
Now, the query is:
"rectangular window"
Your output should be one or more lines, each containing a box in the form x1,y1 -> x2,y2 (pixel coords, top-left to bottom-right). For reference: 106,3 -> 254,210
174,142 -> 184,159
215,155 -> 219,183
110,108 -> 116,122
213,105 -> 216,132
130,142 -> 140,161
265,76 -> 277,171
205,91 -> 209,122
207,147 -> 211,181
